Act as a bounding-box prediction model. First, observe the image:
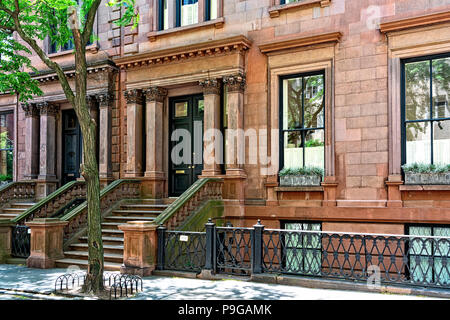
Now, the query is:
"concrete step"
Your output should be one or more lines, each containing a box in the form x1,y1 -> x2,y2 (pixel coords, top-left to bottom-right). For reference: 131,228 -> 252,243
2,208 -> 27,213
101,229 -> 124,237
63,251 -> 123,264
120,204 -> 168,210
79,236 -> 123,243
55,258 -> 122,271
0,213 -> 20,218
10,203 -> 36,209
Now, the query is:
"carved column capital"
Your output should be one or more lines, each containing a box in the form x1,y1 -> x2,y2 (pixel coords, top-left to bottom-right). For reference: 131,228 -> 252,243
37,102 -> 59,116
21,103 -> 39,117
86,95 -> 99,111
97,92 -> 115,108
199,78 -> 221,95
143,87 -> 168,103
223,73 -> 246,93
124,89 -> 143,104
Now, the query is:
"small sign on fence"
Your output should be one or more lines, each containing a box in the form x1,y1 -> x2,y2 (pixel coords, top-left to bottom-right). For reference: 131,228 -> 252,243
179,235 -> 189,242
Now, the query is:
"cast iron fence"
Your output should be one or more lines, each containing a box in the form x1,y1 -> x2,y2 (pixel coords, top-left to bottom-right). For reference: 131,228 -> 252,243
156,220 -> 450,289
158,227 -> 207,272
11,225 -> 30,258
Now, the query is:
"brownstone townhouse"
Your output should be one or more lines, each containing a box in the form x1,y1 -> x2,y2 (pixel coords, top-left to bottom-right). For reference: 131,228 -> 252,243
0,0 -> 449,284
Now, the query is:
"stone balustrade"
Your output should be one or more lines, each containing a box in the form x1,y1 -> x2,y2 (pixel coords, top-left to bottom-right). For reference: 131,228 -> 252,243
0,182 -> 36,208
154,178 -> 223,230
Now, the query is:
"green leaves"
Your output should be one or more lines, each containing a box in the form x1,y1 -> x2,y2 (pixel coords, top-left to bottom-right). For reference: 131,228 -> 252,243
402,163 -> 450,174
106,0 -> 139,29
279,166 -> 324,177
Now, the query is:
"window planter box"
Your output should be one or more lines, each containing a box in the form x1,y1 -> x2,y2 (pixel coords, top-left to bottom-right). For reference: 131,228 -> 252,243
279,175 -> 322,187
404,172 -> 450,185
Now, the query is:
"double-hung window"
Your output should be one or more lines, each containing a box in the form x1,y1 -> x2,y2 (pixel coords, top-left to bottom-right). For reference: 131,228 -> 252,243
280,71 -> 325,171
407,225 -> 450,286
0,112 -> 14,183
402,54 -> 450,166
178,0 -> 199,27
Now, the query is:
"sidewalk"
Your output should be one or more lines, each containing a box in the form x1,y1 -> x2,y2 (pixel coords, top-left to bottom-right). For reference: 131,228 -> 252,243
0,264 -> 442,300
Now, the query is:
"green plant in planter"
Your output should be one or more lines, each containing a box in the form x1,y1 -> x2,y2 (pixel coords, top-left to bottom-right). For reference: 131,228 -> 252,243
0,174 -> 12,181
279,166 -> 324,177
402,163 -> 450,173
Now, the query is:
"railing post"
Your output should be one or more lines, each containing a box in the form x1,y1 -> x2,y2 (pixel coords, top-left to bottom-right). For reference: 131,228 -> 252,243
252,220 -> 264,274
205,218 -> 216,271
157,224 -> 166,271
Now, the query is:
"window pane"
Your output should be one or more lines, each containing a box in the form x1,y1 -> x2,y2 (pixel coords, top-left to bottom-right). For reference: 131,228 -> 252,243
283,77 -> 303,130
163,0 -> 169,30
433,227 -> 450,285
405,61 -> 430,121
283,131 -> 303,169
0,112 -> 13,182
409,227 -> 433,284
433,120 -> 450,165
181,0 -> 198,26
304,129 -> 324,169
432,57 -> 450,119
304,74 -> 324,129
406,122 -> 431,165
209,0 -> 218,20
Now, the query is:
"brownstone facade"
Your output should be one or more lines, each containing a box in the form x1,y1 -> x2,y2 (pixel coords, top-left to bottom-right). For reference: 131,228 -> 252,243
1,0 -> 449,234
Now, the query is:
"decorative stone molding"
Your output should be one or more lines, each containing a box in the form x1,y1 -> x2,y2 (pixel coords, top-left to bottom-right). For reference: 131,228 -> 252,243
86,95 -> 98,110
37,102 -> 59,116
21,103 -> 39,117
199,79 -> 221,95
223,73 -> 246,93
259,31 -> 342,54
379,10 -> 450,33
115,35 -> 252,70
269,0 -> 331,18
143,87 -> 168,103
124,89 -> 143,104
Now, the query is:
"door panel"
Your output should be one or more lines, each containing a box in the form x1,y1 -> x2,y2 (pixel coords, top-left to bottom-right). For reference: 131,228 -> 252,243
169,95 -> 204,196
62,110 -> 82,184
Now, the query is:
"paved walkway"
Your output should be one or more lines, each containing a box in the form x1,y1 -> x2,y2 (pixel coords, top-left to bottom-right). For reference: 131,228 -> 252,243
0,265 -> 442,300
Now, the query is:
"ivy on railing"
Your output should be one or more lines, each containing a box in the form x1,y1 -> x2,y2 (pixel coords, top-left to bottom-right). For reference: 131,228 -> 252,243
60,179 -> 141,243
154,178 -> 223,230
13,181 -> 86,225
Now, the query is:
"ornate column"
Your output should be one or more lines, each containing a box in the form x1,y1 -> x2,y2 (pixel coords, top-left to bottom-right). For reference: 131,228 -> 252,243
21,103 -> 40,180
199,79 -> 222,177
97,93 -> 114,186
125,89 -> 144,178
36,102 -> 59,198
143,87 -> 167,198
223,73 -> 247,201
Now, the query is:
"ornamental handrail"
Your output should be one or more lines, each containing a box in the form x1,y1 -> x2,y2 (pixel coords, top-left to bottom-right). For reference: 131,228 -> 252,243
12,180 -> 86,225
0,181 -> 36,208
60,179 -> 141,243
154,178 -> 223,229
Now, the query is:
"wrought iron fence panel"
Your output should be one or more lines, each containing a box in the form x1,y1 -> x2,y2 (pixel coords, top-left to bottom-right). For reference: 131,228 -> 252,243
164,231 -> 206,272
262,229 -> 450,288
11,225 -> 30,258
216,227 -> 253,276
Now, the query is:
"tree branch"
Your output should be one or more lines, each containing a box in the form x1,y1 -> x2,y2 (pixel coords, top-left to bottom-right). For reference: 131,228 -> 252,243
81,0 -> 101,46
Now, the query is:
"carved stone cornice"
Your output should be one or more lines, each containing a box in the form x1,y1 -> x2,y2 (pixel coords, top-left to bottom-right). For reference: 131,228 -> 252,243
124,89 -> 143,104
199,79 -> 221,95
143,87 -> 168,103
86,95 -> 98,110
37,102 -> 59,116
97,93 -> 115,108
223,74 -> 246,93
21,103 -> 40,117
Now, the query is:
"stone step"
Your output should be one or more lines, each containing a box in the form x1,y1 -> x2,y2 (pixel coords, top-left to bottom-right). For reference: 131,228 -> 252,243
2,208 -> 27,213
0,213 -> 20,218
10,203 -> 36,209
70,243 -> 123,254
101,229 -> 124,237
79,236 -> 124,244
111,210 -> 162,216
63,251 -> 123,264
104,216 -> 156,222
55,258 -> 122,271
120,204 -> 168,210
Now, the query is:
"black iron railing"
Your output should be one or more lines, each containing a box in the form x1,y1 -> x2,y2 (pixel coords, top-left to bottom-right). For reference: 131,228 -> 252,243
158,226 -> 206,272
11,225 -> 30,258
156,220 -> 450,289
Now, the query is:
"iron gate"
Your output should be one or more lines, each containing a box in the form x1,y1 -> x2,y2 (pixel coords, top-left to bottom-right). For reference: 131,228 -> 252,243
11,225 -> 30,258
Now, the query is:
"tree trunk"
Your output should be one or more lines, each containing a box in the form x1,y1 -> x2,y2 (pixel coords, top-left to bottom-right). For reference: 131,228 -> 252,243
80,112 -> 104,293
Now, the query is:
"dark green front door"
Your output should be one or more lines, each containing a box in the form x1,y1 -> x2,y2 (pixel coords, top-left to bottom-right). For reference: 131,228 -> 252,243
62,109 -> 82,184
169,95 -> 204,196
